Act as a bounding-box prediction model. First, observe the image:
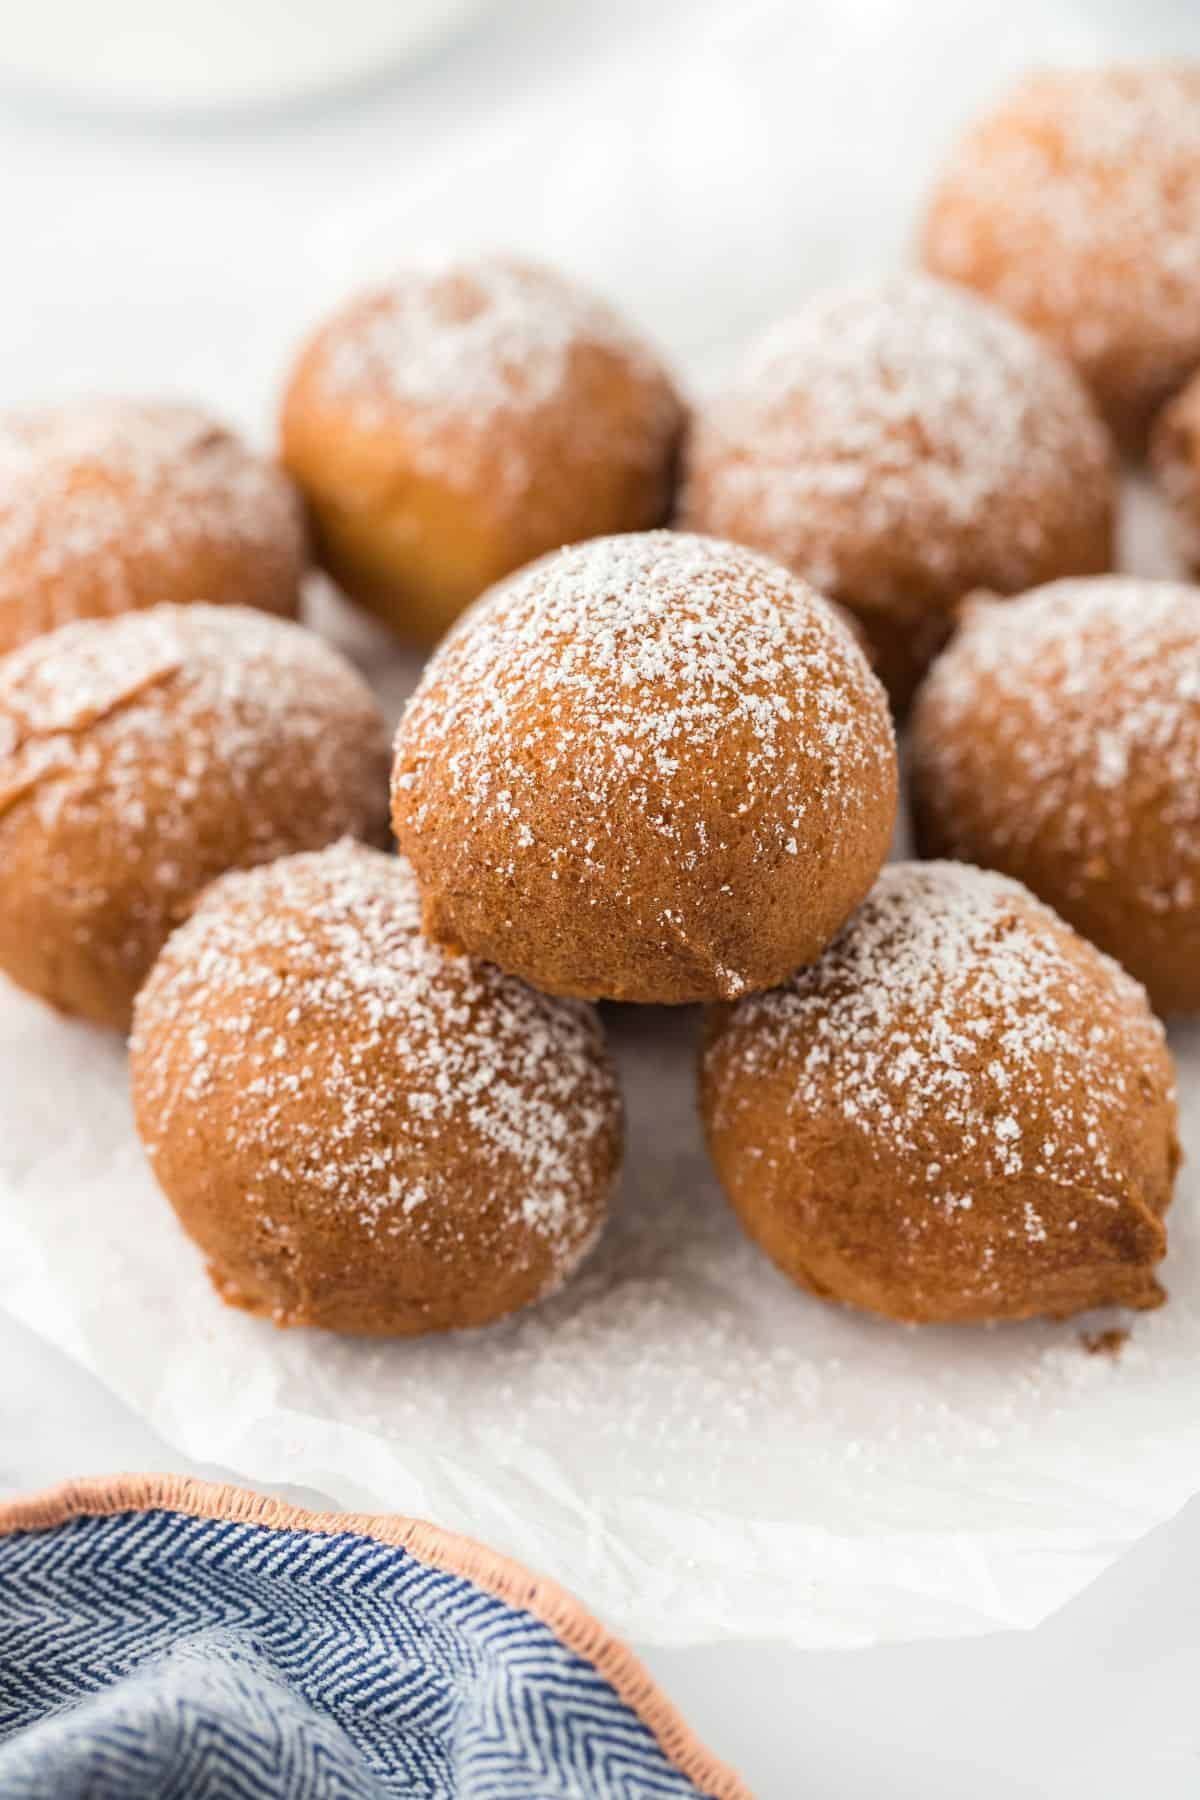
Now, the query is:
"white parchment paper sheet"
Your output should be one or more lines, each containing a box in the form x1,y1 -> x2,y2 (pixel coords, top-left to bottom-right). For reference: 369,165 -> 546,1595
1,561 -> 1198,1648
4,0 -> 1200,1650
0,970 -> 1197,1648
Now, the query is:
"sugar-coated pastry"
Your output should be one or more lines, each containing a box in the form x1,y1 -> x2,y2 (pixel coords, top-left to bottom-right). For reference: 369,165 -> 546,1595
701,862 -> 1179,1325
0,400 -> 306,656
131,842 -> 622,1335
922,66 -> 1200,449
0,605 -> 390,1029
911,577 -> 1200,1014
680,273 -> 1114,707
392,531 -> 898,1005
280,255 -> 685,643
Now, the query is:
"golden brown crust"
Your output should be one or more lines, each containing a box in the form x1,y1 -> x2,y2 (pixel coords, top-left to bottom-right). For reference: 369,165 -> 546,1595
392,531 -> 898,1005
700,862 -> 1180,1326
910,577 -> 1200,1015
0,605 -> 390,1029
130,843 -> 622,1336
679,274 -> 1114,709
280,257 -> 685,643
0,401 -> 307,656
921,65 -> 1200,451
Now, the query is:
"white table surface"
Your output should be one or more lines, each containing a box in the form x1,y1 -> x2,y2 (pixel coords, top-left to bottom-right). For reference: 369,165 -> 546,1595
3,3 -> 1200,1793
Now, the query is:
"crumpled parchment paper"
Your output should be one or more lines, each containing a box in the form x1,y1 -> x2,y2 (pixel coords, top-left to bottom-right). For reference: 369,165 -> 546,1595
4,0 -> 1200,1649
2,565 -> 1198,1648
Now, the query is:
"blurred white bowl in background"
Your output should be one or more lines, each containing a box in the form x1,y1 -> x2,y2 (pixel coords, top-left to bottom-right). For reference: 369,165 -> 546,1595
0,0 -> 492,114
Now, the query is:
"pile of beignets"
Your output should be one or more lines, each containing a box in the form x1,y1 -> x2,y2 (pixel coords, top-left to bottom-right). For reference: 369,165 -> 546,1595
2,64 -> 1196,1338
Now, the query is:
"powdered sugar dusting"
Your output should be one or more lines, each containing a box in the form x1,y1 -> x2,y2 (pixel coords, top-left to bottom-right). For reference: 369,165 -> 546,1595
393,530 -> 895,994
913,578 -> 1200,921
0,604 -> 390,991
704,861 -> 1173,1288
131,841 -> 620,1287
682,272 -> 1112,605
306,254 -> 680,497
0,401 -> 305,651
923,66 -> 1200,425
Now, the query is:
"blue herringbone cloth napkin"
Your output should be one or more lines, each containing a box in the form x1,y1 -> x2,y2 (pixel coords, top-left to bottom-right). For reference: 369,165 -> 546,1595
0,1478 -> 744,1800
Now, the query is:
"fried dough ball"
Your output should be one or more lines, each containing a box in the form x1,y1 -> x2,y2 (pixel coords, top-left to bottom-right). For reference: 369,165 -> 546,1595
0,605 -> 390,1028
922,66 -> 1200,449
280,255 -> 685,643
0,400 -> 306,656
679,274 -> 1114,707
911,577 -> 1200,1014
392,531 -> 897,1005
701,862 -> 1179,1325
131,842 -> 621,1335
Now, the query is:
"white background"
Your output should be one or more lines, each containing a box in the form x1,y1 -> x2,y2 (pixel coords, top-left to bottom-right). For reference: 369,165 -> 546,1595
3,1 -> 1200,1793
